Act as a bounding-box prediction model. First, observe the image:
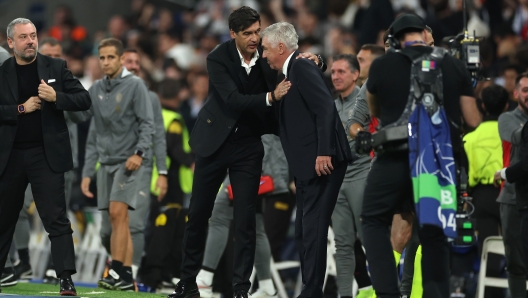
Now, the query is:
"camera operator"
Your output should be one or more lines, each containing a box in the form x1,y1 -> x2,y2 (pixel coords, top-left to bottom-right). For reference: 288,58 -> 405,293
360,14 -> 480,298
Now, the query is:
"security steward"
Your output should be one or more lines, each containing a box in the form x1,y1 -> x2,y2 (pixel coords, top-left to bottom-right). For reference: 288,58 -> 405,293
359,14 -> 480,298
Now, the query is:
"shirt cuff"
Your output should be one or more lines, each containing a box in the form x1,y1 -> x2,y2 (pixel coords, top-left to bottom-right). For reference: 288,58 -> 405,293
158,171 -> 168,175
500,168 -> 507,181
266,93 -> 272,106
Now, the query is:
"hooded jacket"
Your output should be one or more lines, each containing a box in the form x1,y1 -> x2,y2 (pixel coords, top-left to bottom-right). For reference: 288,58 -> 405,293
72,67 -> 153,174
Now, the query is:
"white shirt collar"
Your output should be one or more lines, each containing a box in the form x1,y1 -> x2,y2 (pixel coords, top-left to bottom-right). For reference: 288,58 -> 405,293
282,52 -> 295,78
236,47 -> 259,74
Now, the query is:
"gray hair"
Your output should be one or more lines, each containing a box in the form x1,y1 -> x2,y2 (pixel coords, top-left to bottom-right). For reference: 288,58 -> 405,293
261,22 -> 299,51
7,18 -> 35,39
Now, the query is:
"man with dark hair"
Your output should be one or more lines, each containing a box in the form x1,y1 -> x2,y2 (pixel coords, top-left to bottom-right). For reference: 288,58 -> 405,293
39,38 -> 61,58
425,26 -> 434,46
180,71 -> 208,131
500,64 -> 521,108
361,14 -> 480,297
493,73 -> 528,298
330,54 -> 375,298
0,18 -> 91,296
73,37 -> 154,292
356,44 -> 384,86
168,6 -> 325,298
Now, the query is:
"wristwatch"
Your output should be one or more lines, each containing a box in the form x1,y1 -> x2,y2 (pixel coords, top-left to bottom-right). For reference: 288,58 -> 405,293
316,54 -> 324,68
134,150 -> 144,158
17,104 -> 25,115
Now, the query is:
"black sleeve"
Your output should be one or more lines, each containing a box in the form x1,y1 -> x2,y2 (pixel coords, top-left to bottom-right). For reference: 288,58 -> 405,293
166,119 -> 194,168
366,58 -> 381,95
449,56 -> 474,97
55,60 -> 92,111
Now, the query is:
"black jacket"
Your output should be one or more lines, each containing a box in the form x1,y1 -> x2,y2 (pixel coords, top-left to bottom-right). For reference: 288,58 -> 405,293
189,39 -> 277,157
505,121 -> 528,210
276,52 -> 353,181
0,53 -> 91,175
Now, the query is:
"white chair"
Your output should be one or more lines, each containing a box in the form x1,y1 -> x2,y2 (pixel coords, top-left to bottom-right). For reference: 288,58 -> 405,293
293,227 -> 340,298
476,236 -> 528,298
249,257 -> 301,298
75,208 -> 108,283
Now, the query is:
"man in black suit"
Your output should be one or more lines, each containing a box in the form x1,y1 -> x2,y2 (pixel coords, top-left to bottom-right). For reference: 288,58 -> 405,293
261,22 -> 353,298
169,7 -> 325,298
0,18 -> 91,296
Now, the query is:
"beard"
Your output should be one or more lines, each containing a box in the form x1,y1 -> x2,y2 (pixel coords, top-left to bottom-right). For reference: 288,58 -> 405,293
14,45 -> 37,62
519,97 -> 528,114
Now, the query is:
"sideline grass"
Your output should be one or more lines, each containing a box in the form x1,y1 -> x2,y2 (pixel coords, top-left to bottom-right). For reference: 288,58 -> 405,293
1,282 -> 166,297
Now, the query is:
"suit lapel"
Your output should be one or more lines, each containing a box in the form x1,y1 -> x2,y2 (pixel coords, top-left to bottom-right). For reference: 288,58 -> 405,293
279,51 -> 297,111
37,54 -> 50,110
227,40 -> 247,92
4,58 -> 18,104
37,54 -> 49,86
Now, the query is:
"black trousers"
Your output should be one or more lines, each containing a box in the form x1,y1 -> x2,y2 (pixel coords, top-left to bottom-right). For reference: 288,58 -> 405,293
521,209 -> 528,272
0,147 -> 75,276
180,136 -> 264,291
361,152 -> 449,298
295,161 -> 347,298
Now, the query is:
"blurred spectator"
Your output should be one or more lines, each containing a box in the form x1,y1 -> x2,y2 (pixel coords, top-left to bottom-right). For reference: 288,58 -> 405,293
108,15 -> 129,42
48,4 -> 87,43
158,30 -> 199,71
78,56 -> 103,90
497,64 -> 522,107
511,0 -> 528,41
180,71 -> 208,131
424,0 -> 465,46
354,0 -> 394,46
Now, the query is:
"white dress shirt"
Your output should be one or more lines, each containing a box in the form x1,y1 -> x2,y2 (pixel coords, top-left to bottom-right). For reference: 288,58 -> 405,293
282,52 -> 296,78
236,47 -> 271,106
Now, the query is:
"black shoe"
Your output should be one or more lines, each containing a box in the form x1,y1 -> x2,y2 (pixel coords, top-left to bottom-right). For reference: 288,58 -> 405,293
98,269 -> 134,291
59,277 -> 77,296
233,289 -> 249,298
1,271 -> 17,287
168,280 -> 200,298
14,262 -> 32,280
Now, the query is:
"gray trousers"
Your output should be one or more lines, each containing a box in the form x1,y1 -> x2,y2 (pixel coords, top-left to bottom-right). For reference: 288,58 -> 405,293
203,190 -> 271,280
500,203 -> 527,298
100,166 -> 152,267
331,176 -> 366,296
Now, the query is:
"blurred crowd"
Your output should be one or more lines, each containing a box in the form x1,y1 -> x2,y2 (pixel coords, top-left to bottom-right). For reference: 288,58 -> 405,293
0,0 -> 527,127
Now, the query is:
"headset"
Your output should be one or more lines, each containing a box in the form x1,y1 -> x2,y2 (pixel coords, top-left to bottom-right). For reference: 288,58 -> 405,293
386,27 -> 400,51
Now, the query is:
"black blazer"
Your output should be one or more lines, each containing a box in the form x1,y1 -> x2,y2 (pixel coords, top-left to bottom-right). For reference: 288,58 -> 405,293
276,52 -> 353,181
0,53 -> 91,176
189,39 -> 278,157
